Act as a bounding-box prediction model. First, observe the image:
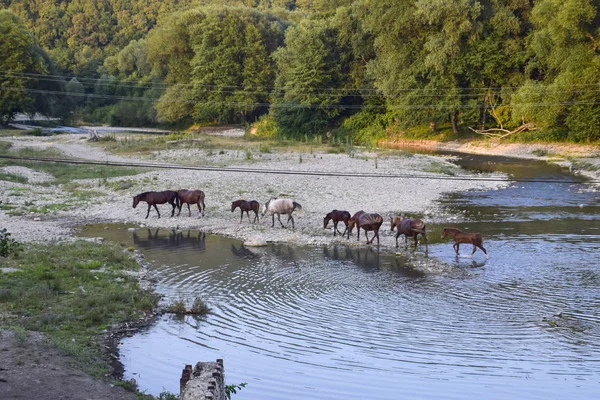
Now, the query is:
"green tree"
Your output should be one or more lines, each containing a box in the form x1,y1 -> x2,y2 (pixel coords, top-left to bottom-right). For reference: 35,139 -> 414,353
148,6 -> 287,124
0,10 -> 50,125
272,18 -> 351,138
512,0 -> 600,141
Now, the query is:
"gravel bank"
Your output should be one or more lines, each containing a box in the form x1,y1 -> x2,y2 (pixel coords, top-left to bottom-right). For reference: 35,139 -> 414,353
0,133 -> 508,252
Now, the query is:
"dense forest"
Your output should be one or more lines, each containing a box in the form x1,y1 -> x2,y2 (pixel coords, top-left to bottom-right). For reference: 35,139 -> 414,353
1,0 -> 599,143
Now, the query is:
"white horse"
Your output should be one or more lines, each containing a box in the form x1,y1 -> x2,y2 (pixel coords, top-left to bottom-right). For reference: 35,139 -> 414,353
261,198 -> 303,229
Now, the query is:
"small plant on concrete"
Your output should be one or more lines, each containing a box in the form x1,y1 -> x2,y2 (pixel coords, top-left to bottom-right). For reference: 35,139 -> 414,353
225,382 -> 247,399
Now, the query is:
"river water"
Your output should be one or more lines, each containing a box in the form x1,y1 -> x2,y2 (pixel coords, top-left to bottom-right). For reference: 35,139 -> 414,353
80,153 -> 600,399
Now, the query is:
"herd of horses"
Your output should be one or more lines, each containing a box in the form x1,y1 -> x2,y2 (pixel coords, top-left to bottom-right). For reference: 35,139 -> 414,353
132,190 -> 488,258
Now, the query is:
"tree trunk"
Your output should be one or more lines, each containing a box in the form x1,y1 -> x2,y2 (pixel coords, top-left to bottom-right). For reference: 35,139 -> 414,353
450,111 -> 458,134
480,93 -> 489,130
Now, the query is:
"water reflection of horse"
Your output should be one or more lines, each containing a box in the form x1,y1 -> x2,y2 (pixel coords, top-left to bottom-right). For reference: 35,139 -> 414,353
261,198 -> 302,229
177,189 -> 206,217
441,227 -> 488,259
132,228 -> 206,251
230,243 -> 260,260
347,210 -> 384,246
324,245 -> 381,271
323,210 -> 351,237
132,191 -> 179,219
231,199 -> 260,224
390,216 -> 428,250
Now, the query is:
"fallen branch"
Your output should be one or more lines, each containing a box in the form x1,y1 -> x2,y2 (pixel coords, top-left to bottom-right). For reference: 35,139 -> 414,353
469,123 -> 534,138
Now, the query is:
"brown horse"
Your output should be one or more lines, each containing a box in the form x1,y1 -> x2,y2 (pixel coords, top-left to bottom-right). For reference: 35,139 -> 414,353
177,189 -> 206,217
323,210 -> 351,237
231,199 -> 260,223
390,216 -> 428,250
347,210 -> 384,246
441,227 -> 488,259
132,190 -> 179,219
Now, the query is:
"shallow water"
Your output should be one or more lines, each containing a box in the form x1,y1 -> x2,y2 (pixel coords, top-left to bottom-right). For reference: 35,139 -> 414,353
79,153 -> 600,399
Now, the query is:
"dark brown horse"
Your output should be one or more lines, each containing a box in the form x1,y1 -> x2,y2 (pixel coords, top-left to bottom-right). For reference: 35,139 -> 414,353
347,210 -> 384,246
323,210 -> 351,237
177,189 -> 206,217
231,199 -> 260,223
441,227 -> 488,259
390,216 -> 428,250
132,191 -> 179,219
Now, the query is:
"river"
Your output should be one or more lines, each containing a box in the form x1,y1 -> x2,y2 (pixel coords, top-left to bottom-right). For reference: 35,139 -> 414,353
79,152 -> 600,399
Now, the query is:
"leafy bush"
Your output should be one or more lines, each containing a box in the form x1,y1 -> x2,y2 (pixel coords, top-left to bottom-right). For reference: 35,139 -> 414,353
0,228 -> 21,257
29,127 -> 44,136
251,114 -> 277,138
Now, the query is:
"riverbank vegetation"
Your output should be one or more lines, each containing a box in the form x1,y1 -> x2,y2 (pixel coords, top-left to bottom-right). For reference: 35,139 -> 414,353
0,240 -> 159,379
1,1 -> 599,145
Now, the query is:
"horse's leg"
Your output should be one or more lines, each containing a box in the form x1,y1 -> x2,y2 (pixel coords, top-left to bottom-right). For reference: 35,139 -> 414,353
240,210 -> 244,223
145,203 -> 151,219
470,244 -> 477,257
375,229 -> 380,246
413,233 -> 418,248
197,201 -> 202,217
246,211 -> 252,223
253,210 -> 259,224
170,201 -> 176,217
478,245 -> 489,259
201,199 -> 206,216
271,213 -> 275,227
333,221 -> 338,236
187,203 -> 191,217
153,204 -> 161,218
287,213 -> 295,229
177,201 -> 182,216
395,232 -> 400,247
365,230 -> 371,244
454,242 -> 460,255
277,213 -> 285,228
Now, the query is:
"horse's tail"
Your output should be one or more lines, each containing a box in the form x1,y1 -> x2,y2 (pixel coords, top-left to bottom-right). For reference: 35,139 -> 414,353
411,219 -> 426,233
293,201 -> 303,216
174,191 -> 181,209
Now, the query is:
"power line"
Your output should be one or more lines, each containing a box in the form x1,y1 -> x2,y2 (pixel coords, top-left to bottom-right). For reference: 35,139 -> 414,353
2,86 -> 600,110
2,71 -> 600,96
0,154 -> 596,184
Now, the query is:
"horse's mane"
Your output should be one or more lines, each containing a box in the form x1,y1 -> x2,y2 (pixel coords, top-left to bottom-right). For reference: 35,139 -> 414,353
135,191 -> 150,199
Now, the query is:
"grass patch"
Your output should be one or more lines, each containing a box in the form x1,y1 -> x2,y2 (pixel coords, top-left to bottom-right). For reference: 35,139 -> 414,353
165,296 -> 210,315
422,161 -> 457,175
0,129 -> 27,137
0,171 -> 28,184
531,148 -> 548,157
570,160 -> 600,172
0,142 -> 142,183
0,241 -> 159,377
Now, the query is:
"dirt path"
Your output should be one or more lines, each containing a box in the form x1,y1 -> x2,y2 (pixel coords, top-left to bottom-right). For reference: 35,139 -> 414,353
0,330 -> 139,400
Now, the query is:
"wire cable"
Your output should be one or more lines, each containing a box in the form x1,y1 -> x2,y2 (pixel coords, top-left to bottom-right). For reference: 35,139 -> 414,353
1,154 -> 597,184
